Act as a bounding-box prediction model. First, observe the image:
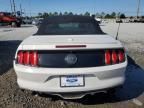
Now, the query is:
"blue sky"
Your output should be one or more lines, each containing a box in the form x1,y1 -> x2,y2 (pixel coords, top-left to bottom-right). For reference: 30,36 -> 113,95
0,0 -> 144,16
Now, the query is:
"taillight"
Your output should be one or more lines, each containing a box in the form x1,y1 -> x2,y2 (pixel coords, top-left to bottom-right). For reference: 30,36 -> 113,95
30,52 -> 38,66
17,51 -> 38,66
23,51 -> 30,65
118,51 -> 125,62
112,50 -> 118,64
105,50 -> 111,65
17,51 -> 23,64
105,49 -> 125,65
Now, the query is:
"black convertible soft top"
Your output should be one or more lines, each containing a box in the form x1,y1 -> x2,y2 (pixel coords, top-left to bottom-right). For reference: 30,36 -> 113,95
36,15 -> 105,35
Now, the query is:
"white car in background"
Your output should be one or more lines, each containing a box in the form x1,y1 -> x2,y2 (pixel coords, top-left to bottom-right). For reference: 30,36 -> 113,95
14,15 -> 127,99
95,17 -> 102,24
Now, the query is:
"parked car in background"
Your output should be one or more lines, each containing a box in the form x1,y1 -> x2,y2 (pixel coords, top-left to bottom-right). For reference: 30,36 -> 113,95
133,17 -> 144,23
0,12 -> 22,27
116,18 -> 123,23
32,19 -> 39,25
95,17 -> 102,24
22,17 -> 33,24
14,15 -> 127,99
35,18 -> 43,27
32,18 -> 43,26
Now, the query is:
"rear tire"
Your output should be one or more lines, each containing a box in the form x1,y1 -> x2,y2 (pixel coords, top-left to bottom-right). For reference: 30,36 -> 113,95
16,22 -> 21,27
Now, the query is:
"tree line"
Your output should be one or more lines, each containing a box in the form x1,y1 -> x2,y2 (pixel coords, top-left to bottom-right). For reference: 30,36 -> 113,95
36,12 -> 126,19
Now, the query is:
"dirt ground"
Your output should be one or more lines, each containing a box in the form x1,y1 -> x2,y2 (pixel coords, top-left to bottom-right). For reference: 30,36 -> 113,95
0,24 -> 144,108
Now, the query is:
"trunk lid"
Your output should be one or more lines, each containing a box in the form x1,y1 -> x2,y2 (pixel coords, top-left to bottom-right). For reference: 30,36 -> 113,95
21,35 -> 122,50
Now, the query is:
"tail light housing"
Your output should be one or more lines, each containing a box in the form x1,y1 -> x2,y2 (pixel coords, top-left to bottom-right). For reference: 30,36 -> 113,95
16,49 -> 125,67
16,51 -> 38,67
105,49 -> 125,65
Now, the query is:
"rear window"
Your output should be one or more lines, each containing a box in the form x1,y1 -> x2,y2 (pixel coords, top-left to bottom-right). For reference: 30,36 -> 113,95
35,16 -> 105,35
44,22 -> 99,35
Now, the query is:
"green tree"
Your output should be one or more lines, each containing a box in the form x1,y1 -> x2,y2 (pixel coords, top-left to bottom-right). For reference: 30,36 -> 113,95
111,12 -> 116,18
38,12 -> 42,17
95,12 -> 100,17
48,12 -> 53,16
120,13 -> 126,19
130,16 -> 133,19
64,12 -> 68,15
117,12 -> 121,18
105,14 -> 111,18
59,12 -> 63,16
53,12 -> 58,16
84,12 -> 90,16
68,12 -> 73,16
101,12 -> 105,18
43,12 -> 49,18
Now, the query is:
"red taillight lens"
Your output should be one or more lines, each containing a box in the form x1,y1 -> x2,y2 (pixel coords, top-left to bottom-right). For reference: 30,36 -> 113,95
105,49 -> 125,65
105,50 -> 111,65
17,51 -> 23,64
23,51 -> 30,65
30,51 -> 38,66
17,51 -> 38,66
118,51 -> 125,62
112,50 -> 118,64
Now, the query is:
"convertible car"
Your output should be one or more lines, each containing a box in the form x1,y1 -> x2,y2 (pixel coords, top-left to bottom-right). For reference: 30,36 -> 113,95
14,15 -> 127,99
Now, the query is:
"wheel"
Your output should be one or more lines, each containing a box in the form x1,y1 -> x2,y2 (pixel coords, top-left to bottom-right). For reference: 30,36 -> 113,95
16,22 -> 21,27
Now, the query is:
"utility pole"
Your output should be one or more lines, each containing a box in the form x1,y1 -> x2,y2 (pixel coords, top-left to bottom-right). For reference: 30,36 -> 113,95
20,4 -> 22,17
29,0 -> 32,17
10,0 -> 13,13
137,0 -> 140,18
12,0 -> 16,16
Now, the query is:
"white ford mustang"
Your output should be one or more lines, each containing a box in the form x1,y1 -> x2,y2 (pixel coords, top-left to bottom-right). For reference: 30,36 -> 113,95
14,15 -> 127,99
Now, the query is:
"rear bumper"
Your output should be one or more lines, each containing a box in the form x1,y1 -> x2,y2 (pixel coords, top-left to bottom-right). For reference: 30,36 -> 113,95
14,61 -> 127,94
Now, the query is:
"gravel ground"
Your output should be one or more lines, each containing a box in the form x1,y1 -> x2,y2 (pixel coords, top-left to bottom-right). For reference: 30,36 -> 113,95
101,23 -> 144,43
0,24 -> 144,108
0,25 -> 37,41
